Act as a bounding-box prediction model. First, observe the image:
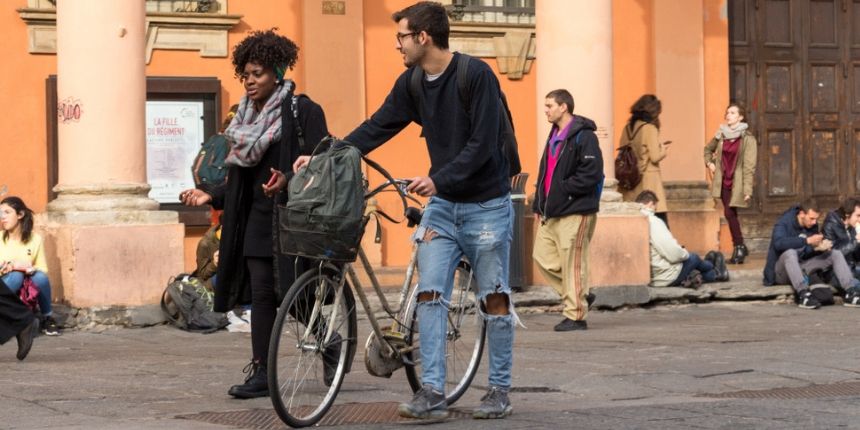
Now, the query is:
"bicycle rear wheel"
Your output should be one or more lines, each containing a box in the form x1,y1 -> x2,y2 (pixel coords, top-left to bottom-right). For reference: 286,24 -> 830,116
268,266 -> 356,428
404,260 -> 485,404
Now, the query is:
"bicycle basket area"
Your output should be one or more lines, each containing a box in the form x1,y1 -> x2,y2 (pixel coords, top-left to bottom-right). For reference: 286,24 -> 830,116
279,143 -> 368,262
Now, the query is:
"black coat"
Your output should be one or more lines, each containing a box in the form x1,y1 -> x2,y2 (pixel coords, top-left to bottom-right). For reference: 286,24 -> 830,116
0,279 -> 34,345
822,210 -> 860,267
208,89 -> 328,312
532,115 -> 604,218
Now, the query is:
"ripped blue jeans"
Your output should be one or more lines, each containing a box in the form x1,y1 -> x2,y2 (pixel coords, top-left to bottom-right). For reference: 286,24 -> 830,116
414,194 -> 515,392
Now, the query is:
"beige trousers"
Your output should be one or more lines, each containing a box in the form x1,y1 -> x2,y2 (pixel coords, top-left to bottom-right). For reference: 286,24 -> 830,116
532,213 -> 597,321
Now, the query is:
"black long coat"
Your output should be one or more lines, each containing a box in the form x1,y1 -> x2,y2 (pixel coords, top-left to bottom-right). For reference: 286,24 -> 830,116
207,89 -> 328,313
0,279 -> 34,344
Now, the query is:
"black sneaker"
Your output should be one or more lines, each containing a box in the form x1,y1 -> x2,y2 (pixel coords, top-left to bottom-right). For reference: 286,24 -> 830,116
16,317 -> 38,361
845,287 -> 860,307
397,384 -> 448,419
798,290 -> 821,310
43,316 -> 61,336
228,360 -> 269,399
322,332 -> 342,387
680,270 -> 704,289
711,252 -> 729,282
473,386 -> 513,419
554,318 -> 587,332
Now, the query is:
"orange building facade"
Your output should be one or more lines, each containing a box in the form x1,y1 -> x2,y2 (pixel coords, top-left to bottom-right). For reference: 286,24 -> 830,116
1,0 -> 731,307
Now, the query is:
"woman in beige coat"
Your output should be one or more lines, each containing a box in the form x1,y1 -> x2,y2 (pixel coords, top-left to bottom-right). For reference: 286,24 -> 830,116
703,103 -> 757,264
620,94 -> 670,227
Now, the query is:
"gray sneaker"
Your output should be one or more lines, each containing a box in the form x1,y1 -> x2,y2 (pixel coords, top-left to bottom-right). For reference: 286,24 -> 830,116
473,386 -> 512,419
397,384 -> 448,419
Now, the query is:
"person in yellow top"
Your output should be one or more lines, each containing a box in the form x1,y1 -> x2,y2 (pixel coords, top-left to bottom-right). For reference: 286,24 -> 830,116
0,197 -> 59,336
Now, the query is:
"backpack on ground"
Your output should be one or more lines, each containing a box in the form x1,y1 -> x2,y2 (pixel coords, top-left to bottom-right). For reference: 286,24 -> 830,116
279,136 -> 400,262
161,274 -> 227,333
408,53 -> 522,178
615,124 -> 645,191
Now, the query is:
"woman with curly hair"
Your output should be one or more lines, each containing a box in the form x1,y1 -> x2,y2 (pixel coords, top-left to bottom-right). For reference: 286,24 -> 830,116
180,29 -> 328,398
620,94 -> 671,227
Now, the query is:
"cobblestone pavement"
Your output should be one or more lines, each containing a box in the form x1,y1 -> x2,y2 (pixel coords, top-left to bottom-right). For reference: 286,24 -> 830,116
4,301 -> 860,429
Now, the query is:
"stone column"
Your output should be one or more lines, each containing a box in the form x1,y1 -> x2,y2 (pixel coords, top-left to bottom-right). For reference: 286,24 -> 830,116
44,0 -> 183,308
535,0 -> 649,289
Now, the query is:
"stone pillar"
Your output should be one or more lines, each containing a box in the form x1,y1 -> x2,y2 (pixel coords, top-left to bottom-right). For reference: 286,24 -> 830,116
535,0 -> 649,288
43,0 -> 184,308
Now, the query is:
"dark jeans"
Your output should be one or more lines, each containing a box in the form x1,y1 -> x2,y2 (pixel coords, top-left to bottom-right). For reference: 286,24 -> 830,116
721,185 -> 744,246
670,253 -> 717,286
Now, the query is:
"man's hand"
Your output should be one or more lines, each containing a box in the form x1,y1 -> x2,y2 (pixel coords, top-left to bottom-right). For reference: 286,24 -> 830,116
405,176 -> 437,197
262,168 -> 287,198
293,155 -> 311,173
213,250 -> 219,267
179,189 -> 212,206
806,233 -> 824,247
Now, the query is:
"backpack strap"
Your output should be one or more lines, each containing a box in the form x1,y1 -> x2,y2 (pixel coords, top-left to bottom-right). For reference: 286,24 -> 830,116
408,66 -> 426,122
291,94 -> 306,150
457,53 -> 472,113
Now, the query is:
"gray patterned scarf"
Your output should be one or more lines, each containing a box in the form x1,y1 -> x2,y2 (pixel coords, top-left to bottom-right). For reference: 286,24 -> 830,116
715,122 -> 748,140
224,80 -> 293,167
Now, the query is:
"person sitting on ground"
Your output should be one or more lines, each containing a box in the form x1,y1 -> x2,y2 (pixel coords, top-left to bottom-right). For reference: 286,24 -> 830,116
0,279 -> 38,360
822,197 -> 860,281
194,222 -> 221,291
0,196 -> 59,335
763,198 -> 860,309
636,190 -> 728,288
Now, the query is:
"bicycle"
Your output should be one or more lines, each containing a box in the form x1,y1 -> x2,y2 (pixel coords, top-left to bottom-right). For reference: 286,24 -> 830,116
268,176 -> 486,428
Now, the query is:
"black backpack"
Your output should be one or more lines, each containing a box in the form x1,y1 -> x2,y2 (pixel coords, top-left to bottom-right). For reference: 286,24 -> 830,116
408,53 -> 522,177
615,124 -> 644,191
161,274 -> 227,333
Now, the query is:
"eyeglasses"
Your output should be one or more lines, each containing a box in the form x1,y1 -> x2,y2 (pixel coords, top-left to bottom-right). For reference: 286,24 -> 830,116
395,32 -> 418,44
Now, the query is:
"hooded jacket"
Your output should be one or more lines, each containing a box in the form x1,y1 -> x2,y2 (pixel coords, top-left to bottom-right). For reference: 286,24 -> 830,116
763,205 -> 820,286
822,210 -> 860,267
532,115 -> 604,218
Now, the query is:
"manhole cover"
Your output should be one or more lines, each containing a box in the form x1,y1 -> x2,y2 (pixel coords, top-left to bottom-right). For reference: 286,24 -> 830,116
178,402 -> 472,428
699,380 -> 860,399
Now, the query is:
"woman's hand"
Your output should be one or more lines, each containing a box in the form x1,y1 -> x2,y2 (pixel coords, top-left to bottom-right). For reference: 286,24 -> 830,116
708,162 -> 716,174
179,189 -> 212,206
744,195 -> 751,203
0,261 -> 11,275
262,168 -> 287,197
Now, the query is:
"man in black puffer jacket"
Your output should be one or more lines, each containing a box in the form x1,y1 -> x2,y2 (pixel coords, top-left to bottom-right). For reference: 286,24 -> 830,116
532,89 -> 603,332
822,197 -> 860,282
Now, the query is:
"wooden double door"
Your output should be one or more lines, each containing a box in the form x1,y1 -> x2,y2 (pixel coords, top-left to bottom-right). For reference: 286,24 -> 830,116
730,0 -> 860,216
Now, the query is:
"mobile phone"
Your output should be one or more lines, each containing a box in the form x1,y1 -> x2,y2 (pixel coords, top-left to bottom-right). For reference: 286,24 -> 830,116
265,171 -> 278,188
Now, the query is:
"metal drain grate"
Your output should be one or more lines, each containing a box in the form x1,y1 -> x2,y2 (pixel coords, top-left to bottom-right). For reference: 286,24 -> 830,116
178,402 -> 472,428
699,381 -> 860,400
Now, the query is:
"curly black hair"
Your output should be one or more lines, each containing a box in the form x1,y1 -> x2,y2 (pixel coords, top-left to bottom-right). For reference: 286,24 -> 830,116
231,29 -> 299,79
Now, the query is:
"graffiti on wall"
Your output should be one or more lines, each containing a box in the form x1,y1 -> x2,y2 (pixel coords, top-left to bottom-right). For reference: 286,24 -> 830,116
58,97 -> 83,123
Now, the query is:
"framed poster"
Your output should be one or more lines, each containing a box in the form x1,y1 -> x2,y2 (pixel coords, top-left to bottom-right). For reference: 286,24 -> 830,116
145,100 -> 204,203
47,76 -> 221,226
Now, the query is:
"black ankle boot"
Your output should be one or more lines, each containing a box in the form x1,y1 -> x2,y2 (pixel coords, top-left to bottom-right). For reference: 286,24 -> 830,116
735,244 -> 748,264
729,245 -> 742,264
228,360 -> 269,399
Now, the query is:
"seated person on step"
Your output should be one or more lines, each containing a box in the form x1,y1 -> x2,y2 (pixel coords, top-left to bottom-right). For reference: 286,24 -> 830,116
763,198 -> 860,309
636,190 -> 729,288
0,196 -> 59,336
822,197 -> 860,281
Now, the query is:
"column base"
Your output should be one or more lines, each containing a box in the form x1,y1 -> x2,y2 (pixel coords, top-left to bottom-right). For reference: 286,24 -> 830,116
665,181 -> 720,255
40,182 -> 184,307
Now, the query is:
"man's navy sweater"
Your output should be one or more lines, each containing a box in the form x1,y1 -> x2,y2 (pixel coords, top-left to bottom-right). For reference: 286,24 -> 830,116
345,52 -> 510,203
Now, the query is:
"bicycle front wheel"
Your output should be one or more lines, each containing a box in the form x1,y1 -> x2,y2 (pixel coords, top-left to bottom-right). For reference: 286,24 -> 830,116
404,260 -> 486,404
268,266 -> 356,428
